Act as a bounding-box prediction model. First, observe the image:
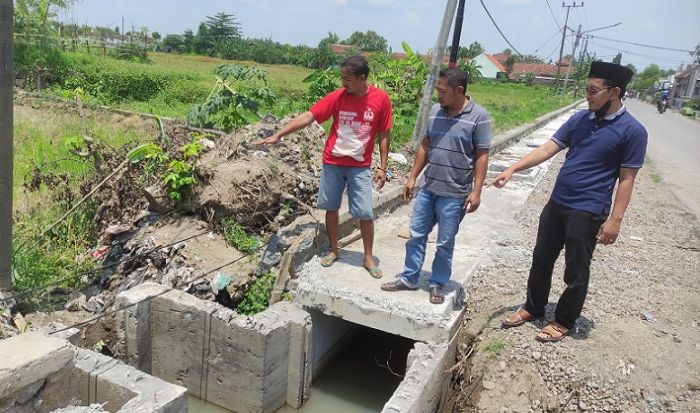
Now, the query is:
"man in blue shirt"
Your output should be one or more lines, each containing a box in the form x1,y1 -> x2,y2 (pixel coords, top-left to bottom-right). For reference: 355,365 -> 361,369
492,61 -> 647,342
381,68 -> 491,304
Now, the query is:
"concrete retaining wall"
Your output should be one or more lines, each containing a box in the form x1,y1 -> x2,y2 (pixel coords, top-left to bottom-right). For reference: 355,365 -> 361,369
116,283 -> 312,413
381,340 -> 456,413
0,331 -> 187,413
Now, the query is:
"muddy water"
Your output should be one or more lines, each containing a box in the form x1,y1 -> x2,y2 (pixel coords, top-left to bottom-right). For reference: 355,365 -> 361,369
188,329 -> 412,413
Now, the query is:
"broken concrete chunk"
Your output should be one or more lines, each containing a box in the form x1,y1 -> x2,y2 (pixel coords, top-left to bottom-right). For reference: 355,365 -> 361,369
64,292 -> 87,312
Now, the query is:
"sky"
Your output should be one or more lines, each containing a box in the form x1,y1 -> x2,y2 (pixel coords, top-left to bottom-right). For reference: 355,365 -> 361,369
58,0 -> 700,71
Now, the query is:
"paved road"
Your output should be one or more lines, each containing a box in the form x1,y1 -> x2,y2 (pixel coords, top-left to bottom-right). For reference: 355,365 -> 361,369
625,99 -> 700,220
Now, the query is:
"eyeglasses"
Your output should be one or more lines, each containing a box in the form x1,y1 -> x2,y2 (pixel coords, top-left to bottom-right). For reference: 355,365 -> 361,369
585,86 -> 613,95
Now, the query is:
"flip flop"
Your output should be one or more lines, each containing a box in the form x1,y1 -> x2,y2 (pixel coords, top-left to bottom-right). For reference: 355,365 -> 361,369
535,322 -> 569,343
320,253 -> 337,267
502,308 -> 536,328
364,265 -> 383,279
429,285 -> 444,304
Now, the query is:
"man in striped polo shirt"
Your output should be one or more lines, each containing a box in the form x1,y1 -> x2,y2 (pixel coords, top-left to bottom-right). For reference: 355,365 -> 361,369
381,68 -> 491,304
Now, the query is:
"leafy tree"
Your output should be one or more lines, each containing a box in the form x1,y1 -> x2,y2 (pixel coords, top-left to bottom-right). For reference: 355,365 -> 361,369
14,0 -> 77,36
630,63 -> 664,93
612,52 -> 622,65
162,34 -> 185,53
463,41 -> 484,59
114,26 -> 120,35
342,30 -> 388,52
151,32 -> 161,41
501,48 -> 512,55
194,23 -> 213,55
183,29 -> 195,53
205,12 -> 243,41
457,59 -> 483,83
505,55 -> 516,74
625,63 -> 637,75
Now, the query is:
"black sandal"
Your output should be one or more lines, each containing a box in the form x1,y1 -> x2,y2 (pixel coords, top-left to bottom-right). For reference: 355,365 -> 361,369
381,280 -> 418,291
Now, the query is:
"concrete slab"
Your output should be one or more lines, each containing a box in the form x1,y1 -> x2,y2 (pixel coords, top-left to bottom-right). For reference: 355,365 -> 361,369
295,201 -> 477,343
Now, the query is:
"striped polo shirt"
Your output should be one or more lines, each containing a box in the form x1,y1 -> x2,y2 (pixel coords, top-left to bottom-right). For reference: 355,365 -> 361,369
419,101 -> 492,198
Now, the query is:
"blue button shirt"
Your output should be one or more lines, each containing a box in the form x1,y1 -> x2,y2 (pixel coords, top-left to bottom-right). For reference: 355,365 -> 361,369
550,107 -> 648,215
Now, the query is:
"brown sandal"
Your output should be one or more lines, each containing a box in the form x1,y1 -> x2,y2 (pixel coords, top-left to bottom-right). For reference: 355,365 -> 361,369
502,308 -> 535,328
535,322 -> 569,342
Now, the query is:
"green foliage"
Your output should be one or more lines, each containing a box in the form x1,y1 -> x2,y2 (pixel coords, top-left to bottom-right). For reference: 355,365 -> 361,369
482,339 -> 507,356
186,64 -> 276,130
114,42 -> 151,63
372,42 -> 429,119
205,12 -> 243,41
221,218 -> 261,253
236,272 -> 275,316
458,59 -> 483,83
630,63 -> 665,94
12,200 -> 98,292
341,30 -> 388,52
162,160 -> 196,201
302,67 -> 340,105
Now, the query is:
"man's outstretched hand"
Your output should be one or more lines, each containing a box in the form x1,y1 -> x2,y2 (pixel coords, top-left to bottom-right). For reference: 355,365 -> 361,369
254,134 -> 282,145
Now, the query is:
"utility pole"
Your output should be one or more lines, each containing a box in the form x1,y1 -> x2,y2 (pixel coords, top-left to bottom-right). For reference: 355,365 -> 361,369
0,0 -> 14,290
448,0 -> 466,69
409,0 -> 459,150
555,2 -> 584,86
560,24 -> 582,98
563,21 -> 621,98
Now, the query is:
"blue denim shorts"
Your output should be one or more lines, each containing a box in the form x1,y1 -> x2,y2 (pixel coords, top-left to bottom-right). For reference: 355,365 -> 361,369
317,164 -> 374,220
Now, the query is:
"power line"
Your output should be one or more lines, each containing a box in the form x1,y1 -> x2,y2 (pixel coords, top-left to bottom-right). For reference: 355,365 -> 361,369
534,29 -> 562,54
588,34 -> 693,54
543,0 -> 562,30
590,41 -> 686,65
478,0 -> 522,56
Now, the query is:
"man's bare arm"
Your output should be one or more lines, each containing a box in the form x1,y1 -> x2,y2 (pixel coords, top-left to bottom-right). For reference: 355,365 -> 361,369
491,140 -> 563,188
256,111 -> 316,145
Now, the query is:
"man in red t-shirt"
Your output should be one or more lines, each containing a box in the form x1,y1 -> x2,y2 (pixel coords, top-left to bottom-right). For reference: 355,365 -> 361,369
257,55 -> 392,279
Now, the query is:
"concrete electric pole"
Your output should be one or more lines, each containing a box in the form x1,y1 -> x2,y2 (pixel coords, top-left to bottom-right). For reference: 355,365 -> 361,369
408,0 -> 459,150
1,0 -> 14,290
555,2 -> 584,86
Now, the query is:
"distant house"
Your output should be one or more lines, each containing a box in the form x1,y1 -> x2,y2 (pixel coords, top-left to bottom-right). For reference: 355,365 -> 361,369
331,44 -> 357,55
673,65 -> 700,102
473,53 -> 506,78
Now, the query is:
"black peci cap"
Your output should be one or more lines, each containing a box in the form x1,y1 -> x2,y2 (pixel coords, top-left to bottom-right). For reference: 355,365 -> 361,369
588,61 -> 634,88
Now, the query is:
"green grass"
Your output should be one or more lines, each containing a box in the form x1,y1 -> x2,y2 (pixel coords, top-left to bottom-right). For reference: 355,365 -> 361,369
650,172 -> 662,183
221,218 -> 261,253
12,105 -> 159,293
236,271 -> 275,316
470,81 -> 577,134
482,338 -> 508,357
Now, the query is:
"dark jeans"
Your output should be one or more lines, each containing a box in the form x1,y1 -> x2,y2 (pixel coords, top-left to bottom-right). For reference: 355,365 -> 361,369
523,202 -> 606,330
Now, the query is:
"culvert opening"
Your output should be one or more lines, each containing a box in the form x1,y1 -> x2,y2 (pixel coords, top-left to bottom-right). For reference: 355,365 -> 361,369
186,310 -> 416,413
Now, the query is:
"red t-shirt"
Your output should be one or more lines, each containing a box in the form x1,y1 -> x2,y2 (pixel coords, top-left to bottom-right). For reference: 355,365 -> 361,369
310,85 -> 392,167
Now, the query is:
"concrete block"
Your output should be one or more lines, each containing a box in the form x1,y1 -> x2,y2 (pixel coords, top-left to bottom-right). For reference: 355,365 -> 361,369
381,341 -> 454,413
0,332 -> 75,401
266,302 -> 313,408
115,282 -> 166,373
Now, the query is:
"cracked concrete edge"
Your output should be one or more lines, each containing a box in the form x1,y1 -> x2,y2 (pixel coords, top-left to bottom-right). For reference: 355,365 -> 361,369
381,340 -> 457,413
0,332 -> 75,404
490,99 -> 585,154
